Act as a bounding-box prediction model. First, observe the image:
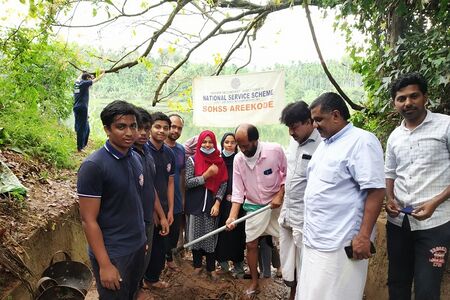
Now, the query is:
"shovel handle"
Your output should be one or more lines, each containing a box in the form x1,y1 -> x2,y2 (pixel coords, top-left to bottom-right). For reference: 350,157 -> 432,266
173,205 -> 271,254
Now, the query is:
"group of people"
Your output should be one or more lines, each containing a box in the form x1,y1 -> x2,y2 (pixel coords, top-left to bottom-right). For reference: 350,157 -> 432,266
76,72 -> 449,300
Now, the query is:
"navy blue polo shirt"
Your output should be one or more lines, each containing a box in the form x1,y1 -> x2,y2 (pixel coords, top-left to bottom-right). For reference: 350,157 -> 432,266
167,143 -> 185,214
147,140 -> 175,214
73,79 -> 93,107
133,143 -> 156,224
77,140 -> 146,259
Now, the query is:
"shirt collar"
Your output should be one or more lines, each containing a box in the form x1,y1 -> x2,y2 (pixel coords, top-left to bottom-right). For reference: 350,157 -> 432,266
324,123 -> 352,144
299,128 -> 320,146
148,140 -> 165,153
399,109 -> 432,132
104,140 -> 133,159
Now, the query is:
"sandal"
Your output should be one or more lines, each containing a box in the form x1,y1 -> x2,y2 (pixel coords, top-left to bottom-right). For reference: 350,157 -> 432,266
166,261 -> 181,272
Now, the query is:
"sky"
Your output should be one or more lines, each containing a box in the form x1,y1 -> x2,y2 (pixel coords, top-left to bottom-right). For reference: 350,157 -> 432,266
0,1 -> 359,68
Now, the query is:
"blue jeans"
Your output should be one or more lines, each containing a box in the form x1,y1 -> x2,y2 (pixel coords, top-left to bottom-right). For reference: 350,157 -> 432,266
73,105 -> 90,151
90,244 -> 145,300
387,218 -> 450,300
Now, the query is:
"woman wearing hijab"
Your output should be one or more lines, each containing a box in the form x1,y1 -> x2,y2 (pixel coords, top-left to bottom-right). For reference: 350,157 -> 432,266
185,130 -> 228,279
215,133 -> 246,278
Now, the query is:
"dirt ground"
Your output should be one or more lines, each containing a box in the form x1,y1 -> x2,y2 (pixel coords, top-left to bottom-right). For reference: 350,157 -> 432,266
85,255 -> 290,300
0,148 -> 289,299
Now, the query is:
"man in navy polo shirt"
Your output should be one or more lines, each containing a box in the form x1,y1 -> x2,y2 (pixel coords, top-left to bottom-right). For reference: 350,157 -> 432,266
143,112 -> 175,289
77,100 -> 146,299
164,113 -> 186,271
133,109 -> 170,267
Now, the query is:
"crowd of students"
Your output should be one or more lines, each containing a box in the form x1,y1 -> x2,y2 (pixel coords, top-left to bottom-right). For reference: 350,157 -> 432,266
77,72 -> 450,300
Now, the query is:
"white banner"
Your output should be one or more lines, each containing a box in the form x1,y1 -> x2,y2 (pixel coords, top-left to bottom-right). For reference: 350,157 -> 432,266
192,70 -> 285,127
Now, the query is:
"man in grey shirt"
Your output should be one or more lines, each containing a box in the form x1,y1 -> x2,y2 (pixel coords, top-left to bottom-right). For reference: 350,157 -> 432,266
279,101 -> 321,300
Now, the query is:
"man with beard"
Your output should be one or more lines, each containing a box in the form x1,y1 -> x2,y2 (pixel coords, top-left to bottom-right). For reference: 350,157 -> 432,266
279,101 -> 321,300
385,73 -> 450,300
299,92 -> 385,300
164,114 -> 186,271
226,124 -> 287,297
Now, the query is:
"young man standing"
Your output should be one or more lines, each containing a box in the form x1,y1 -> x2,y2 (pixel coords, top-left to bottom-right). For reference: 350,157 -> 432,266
73,70 -> 105,152
385,73 -> 450,300
77,100 -> 146,299
279,101 -> 321,300
143,112 -> 175,289
164,114 -> 186,271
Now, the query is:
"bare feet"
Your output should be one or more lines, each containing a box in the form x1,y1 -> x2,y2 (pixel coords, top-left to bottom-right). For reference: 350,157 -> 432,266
143,279 -> 170,289
208,270 -> 219,281
166,261 -> 180,272
193,267 -> 202,275
136,288 -> 155,300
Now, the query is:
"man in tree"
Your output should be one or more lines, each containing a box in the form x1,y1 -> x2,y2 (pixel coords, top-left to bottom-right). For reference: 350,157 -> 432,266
143,112 -> 175,289
164,114 -> 186,271
73,70 -> 105,152
385,73 -> 450,300
300,92 -> 385,299
279,101 -> 321,300
77,100 -> 146,299
226,124 -> 286,297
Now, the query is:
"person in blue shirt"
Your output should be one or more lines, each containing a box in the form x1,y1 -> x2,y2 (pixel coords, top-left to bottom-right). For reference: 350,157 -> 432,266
73,70 -> 104,152
143,112 -> 175,290
77,100 -> 146,300
164,114 -> 186,271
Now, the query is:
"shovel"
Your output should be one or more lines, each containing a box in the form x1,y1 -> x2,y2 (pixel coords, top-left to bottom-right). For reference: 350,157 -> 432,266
173,204 -> 271,255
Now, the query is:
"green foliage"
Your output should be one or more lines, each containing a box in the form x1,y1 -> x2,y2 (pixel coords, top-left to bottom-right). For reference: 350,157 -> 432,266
320,0 -> 450,143
0,27 -> 79,168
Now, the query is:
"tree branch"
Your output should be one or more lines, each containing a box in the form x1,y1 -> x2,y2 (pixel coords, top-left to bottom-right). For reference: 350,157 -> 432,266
304,0 -> 364,111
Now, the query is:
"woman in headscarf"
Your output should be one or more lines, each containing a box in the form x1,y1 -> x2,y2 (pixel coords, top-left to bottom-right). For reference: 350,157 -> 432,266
185,130 -> 228,279
215,132 -> 246,278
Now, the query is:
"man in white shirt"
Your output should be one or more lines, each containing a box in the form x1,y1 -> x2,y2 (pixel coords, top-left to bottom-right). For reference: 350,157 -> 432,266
279,101 -> 321,300
299,92 -> 385,300
385,72 -> 450,300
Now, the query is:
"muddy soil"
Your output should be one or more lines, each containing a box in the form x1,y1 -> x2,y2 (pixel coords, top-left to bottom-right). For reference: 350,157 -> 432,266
85,256 -> 290,300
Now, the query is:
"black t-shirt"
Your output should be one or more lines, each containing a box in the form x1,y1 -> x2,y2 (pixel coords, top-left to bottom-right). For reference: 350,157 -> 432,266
77,141 -> 146,258
147,141 -> 175,214
133,144 -> 156,224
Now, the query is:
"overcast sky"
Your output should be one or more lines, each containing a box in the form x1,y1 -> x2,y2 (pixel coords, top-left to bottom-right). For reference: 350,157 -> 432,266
1,2 -> 361,68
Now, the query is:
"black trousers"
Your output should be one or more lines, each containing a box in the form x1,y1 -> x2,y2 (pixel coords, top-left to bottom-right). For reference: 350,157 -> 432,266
144,226 -> 168,283
387,218 -> 450,300
73,105 -> 90,151
90,244 -> 145,300
165,213 -> 182,262
192,249 -> 215,272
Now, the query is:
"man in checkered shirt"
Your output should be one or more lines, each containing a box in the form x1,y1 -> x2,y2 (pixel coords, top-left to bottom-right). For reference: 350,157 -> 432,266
385,72 -> 450,300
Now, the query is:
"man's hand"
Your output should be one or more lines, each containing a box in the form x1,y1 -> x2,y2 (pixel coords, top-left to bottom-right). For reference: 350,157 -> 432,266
225,217 -> 236,231
412,198 -> 439,220
159,218 -> 170,236
99,262 -> 121,290
385,198 -> 401,217
352,234 -> 372,260
167,211 -> 174,226
270,186 -> 285,209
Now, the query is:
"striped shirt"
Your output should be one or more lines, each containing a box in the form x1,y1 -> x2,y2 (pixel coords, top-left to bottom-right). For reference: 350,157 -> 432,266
385,110 -> 450,230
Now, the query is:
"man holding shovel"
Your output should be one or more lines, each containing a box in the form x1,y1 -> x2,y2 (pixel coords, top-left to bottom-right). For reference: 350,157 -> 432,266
226,124 -> 287,298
